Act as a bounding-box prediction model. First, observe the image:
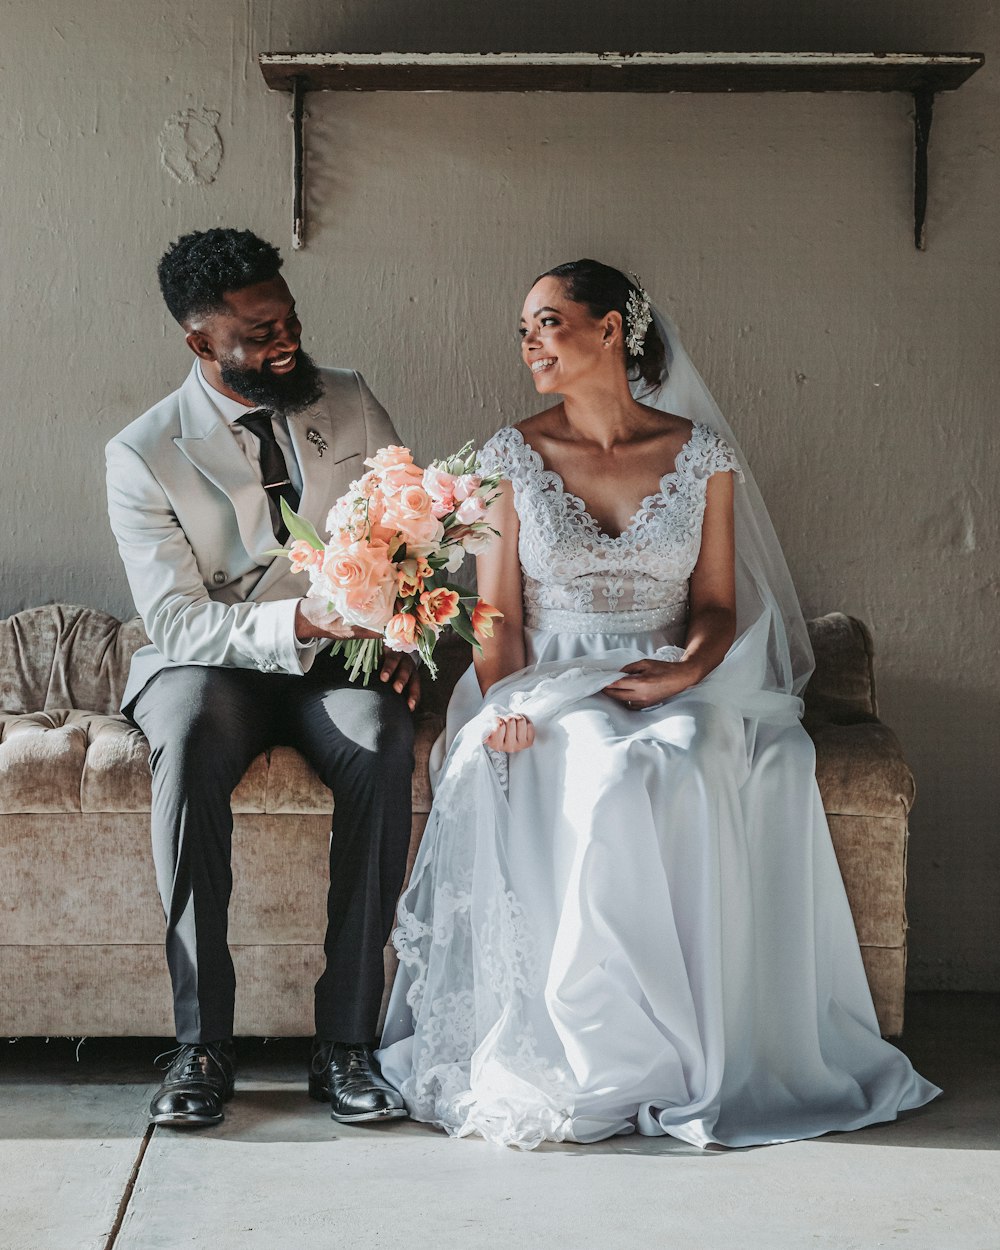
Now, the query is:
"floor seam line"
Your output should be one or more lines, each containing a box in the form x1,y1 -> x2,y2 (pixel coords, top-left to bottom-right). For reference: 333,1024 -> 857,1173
104,1122 -> 155,1249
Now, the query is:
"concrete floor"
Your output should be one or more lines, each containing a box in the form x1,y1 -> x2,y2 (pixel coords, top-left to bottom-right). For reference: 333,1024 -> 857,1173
1,994 -> 997,1250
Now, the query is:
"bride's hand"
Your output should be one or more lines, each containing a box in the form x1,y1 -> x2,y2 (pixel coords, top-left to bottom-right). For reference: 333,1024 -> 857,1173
603,658 -> 700,710
484,713 -> 535,753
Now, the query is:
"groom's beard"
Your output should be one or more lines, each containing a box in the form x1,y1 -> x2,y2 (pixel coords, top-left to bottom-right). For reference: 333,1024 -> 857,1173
219,348 -> 324,415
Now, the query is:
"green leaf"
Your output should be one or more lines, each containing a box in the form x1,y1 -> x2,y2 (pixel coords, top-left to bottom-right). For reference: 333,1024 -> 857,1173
450,613 -> 477,647
279,498 -> 324,550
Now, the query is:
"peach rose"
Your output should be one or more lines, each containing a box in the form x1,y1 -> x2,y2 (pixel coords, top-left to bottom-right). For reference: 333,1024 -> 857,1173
379,462 -> 425,497
322,540 -> 397,628
417,587 -> 461,630
343,576 -> 398,631
364,445 -> 413,472
365,493 -> 399,546
384,612 -> 421,654
471,599 -> 503,641
384,483 -> 444,547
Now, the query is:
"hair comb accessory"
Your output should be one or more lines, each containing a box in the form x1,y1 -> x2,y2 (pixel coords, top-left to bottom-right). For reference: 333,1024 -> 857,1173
625,275 -> 652,358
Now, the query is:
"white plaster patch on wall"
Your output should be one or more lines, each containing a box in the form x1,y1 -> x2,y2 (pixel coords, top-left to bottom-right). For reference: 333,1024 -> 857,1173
158,107 -> 223,185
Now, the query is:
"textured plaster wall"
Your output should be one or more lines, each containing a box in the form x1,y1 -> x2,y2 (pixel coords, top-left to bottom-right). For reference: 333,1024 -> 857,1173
3,1 -> 997,989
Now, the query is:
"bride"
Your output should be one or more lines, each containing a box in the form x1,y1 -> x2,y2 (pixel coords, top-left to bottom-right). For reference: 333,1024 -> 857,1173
377,259 -> 939,1149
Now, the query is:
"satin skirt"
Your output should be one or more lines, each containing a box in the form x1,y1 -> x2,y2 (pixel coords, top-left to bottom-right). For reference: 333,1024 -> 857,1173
377,624 -> 939,1149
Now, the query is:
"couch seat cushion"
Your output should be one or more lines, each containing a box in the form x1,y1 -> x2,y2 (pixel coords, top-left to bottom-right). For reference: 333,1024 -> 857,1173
1,707 -> 444,816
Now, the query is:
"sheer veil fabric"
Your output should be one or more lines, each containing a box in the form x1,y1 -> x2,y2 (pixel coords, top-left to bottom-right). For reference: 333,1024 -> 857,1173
643,305 -> 815,697
376,302 -> 940,1150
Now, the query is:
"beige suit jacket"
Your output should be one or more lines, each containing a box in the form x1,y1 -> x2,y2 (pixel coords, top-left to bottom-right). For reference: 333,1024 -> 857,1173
106,362 -> 399,711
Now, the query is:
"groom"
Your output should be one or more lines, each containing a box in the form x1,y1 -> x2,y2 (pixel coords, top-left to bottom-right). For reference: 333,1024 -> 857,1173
106,228 -> 417,1127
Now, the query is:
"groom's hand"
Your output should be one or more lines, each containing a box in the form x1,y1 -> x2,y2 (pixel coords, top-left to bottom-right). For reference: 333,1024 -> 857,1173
294,599 -> 383,642
379,652 -> 421,711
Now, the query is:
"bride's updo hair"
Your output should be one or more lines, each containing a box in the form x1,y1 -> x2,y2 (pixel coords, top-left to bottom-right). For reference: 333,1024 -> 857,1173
537,259 -> 667,390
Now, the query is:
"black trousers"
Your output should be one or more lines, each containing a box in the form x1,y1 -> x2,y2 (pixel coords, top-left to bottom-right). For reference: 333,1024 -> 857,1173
130,651 -> 414,1045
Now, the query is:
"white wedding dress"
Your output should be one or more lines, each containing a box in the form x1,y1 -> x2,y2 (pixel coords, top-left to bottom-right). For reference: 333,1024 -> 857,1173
377,421 -> 939,1150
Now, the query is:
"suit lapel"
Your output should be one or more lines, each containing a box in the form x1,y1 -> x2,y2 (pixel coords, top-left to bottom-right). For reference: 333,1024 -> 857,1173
172,364 -> 277,564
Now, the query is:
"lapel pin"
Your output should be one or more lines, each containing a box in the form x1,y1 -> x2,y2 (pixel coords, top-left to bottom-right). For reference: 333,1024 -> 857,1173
306,429 -> 328,457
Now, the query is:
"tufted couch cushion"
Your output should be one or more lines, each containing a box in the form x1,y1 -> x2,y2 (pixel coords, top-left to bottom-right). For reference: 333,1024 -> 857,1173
0,604 -> 911,822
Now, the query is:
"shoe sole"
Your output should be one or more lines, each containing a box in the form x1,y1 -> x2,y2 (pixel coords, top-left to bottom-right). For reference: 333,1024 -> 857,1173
330,1106 -> 409,1124
308,1085 -> 407,1123
149,1111 -> 224,1127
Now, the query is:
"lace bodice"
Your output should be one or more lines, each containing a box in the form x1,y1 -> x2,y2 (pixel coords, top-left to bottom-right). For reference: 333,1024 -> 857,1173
479,423 -> 743,632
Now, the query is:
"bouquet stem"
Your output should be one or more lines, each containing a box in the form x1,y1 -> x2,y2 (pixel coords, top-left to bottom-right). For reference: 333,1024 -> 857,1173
330,638 -> 383,685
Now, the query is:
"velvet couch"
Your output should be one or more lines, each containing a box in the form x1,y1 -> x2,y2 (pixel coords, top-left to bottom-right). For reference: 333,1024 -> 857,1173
0,604 -> 915,1038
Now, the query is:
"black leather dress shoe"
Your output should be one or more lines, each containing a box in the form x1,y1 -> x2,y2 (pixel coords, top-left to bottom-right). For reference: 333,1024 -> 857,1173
309,1040 -> 407,1123
149,1041 -> 236,1127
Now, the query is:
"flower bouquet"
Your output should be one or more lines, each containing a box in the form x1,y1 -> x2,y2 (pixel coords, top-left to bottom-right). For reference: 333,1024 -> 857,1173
278,443 -> 504,683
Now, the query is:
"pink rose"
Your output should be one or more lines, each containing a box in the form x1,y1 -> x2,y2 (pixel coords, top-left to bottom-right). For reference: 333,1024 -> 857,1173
453,473 -> 482,502
455,495 -> 487,525
422,465 -> 459,517
384,612 -> 421,654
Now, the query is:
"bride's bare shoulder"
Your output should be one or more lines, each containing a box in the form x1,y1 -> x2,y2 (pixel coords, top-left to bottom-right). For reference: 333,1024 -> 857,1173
514,407 -> 563,441
636,403 -> 694,441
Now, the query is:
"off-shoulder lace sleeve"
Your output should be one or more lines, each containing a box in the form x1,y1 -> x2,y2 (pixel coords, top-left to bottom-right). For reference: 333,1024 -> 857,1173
689,425 -> 745,482
477,427 -> 526,481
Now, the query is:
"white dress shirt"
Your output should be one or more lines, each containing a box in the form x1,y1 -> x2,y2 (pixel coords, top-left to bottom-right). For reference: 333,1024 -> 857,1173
196,361 -> 304,497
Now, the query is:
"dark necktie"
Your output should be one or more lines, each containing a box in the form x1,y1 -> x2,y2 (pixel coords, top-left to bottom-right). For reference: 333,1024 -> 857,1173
236,409 -> 301,544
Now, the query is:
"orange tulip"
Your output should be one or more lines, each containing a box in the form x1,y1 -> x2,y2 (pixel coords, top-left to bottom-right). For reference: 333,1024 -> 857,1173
471,599 -> 503,641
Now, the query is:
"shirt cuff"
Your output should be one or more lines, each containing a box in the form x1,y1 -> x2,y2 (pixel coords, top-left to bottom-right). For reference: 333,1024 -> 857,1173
274,598 -> 315,674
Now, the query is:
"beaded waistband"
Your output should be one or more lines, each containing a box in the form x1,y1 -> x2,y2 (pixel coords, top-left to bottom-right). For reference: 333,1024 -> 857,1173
525,605 -> 687,635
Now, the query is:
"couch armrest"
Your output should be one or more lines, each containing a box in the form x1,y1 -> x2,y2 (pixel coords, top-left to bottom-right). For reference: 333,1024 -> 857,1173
811,720 -> 916,818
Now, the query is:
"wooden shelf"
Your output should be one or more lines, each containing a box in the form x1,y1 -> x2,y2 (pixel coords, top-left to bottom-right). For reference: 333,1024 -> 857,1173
259,51 -> 983,94
258,51 -> 985,248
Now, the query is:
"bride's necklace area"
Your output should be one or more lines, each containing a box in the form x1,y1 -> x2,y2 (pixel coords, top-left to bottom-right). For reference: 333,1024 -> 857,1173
513,425 -> 700,544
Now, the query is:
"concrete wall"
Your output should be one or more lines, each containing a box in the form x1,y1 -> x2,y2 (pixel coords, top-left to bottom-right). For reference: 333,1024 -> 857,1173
3,2 -> 997,989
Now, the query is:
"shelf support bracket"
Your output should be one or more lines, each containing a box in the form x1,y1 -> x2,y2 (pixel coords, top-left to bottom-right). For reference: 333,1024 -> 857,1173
912,89 -> 934,251
291,76 -> 306,250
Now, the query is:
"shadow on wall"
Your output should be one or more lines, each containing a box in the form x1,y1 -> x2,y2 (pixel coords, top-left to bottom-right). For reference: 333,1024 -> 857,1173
287,0 -> 972,56
880,675 -> 1000,992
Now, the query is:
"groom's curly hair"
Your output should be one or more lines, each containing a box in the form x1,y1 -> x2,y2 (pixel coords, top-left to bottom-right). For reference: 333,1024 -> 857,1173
157,228 -> 284,325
